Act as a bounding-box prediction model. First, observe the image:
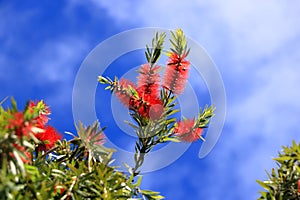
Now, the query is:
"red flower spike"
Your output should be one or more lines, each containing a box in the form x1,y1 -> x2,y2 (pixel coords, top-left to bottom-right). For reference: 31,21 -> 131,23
130,92 -> 164,120
137,64 -> 161,98
8,112 -> 24,129
149,103 -> 164,120
114,69 -> 164,120
114,78 -> 137,107
29,100 -> 51,127
174,119 -> 203,142
298,179 -> 300,193
142,93 -> 164,120
7,112 -> 33,137
163,52 -> 190,95
36,126 -> 62,151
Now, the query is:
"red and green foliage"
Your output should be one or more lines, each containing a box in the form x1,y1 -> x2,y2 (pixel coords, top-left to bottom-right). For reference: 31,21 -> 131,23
0,29 -> 215,199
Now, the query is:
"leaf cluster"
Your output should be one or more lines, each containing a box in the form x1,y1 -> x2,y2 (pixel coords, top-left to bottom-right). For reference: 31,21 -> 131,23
129,89 -> 180,175
169,29 -> 190,58
0,99 -> 163,200
257,140 -> 300,200
145,32 -> 166,65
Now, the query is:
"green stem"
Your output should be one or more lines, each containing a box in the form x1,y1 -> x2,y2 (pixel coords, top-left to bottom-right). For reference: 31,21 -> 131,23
132,146 -> 146,177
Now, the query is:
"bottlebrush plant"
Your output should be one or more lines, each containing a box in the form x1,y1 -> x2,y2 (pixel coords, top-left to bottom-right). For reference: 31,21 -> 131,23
98,29 -> 215,176
257,140 -> 300,199
0,29 -> 215,199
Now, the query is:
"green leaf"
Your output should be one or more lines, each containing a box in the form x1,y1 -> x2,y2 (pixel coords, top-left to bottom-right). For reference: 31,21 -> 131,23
105,85 -> 112,90
166,109 -> 179,116
123,162 -> 133,174
135,175 -> 143,187
12,149 -> 25,175
256,180 -> 270,191
98,76 -> 109,84
151,195 -> 165,199
124,120 -> 139,130
11,97 -> 18,112
22,140 -> 35,150
141,189 -> 165,200
0,96 -> 9,106
141,190 -> 160,195
273,156 -> 292,162
64,131 -> 76,137
161,137 -> 180,143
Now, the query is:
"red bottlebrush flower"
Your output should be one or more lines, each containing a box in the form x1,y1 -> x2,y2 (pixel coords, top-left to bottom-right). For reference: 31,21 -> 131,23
137,64 -> 161,98
8,112 -> 24,128
174,119 -> 203,142
131,92 -> 164,120
7,112 -> 33,137
114,75 -> 164,120
149,103 -> 164,120
36,126 -> 62,151
298,179 -> 300,193
29,100 -> 51,127
114,78 -> 137,107
142,93 -> 164,120
163,52 -> 190,95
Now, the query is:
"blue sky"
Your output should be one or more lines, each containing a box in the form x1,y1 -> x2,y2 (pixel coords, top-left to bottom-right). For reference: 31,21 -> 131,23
1,0 -> 300,199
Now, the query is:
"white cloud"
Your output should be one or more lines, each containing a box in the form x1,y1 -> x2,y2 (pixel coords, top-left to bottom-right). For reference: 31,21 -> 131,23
229,48 -> 300,136
0,3 -> 38,41
29,37 -> 88,83
0,3 -> 91,107
90,0 -> 300,64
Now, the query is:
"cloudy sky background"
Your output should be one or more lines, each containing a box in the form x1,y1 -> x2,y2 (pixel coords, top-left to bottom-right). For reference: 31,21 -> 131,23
1,1 -> 300,199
